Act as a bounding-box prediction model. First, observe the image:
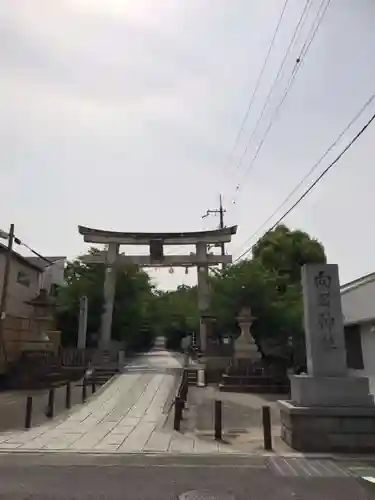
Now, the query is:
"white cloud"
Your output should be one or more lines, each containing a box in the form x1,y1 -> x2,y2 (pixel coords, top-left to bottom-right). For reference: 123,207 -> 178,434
0,0 -> 374,290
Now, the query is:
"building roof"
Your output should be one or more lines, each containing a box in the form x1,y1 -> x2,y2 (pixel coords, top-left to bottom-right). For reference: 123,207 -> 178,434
0,243 -> 44,272
25,256 -> 66,269
340,271 -> 375,295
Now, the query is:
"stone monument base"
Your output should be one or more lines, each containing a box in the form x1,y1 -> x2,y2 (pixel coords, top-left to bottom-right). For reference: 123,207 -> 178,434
290,374 -> 374,407
220,358 -> 289,394
279,400 -> 375,452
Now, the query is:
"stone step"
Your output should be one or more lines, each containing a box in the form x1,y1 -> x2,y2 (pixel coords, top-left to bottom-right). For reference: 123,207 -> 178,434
219,383 -> 289,394
221,374 -> 278,384
185,369 -> 198,385
92,369 -> 118,374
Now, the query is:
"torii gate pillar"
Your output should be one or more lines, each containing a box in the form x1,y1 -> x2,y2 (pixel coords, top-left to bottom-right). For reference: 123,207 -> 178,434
196,242 -> 210,352
100,243 -> 119,347
78,225 -> 237,351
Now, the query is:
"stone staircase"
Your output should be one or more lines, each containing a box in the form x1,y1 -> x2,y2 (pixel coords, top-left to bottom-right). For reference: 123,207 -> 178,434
186,368 -> 198,385
87,366 -> 119,385
219,360 -> 289,394
87,347 -> 121,385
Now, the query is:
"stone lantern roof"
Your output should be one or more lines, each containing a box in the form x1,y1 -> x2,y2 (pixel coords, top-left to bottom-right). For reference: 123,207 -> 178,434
26,289 -> 56,309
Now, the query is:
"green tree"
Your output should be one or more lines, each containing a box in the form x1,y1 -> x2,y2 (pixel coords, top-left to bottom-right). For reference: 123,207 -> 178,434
151,286 -> 199,350
56,248 -> 156,351
211,225 -> 326,368
252,225 -> 326,282
56,225 -> 326,365
252,225 -> 326,367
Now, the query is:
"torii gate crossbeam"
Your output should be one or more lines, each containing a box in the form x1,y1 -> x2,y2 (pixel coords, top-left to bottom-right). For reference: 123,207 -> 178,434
78,225 -> 237,351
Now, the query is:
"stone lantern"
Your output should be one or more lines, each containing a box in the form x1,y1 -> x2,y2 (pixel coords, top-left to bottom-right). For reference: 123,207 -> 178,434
24,289 -> 56,352
234,306 -> 261,362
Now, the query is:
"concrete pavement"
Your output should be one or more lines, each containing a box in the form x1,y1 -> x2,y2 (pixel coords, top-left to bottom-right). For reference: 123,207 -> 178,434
1,346 -> 375,458
0,347 -> 273,454
0,348 -> 184,453
0,454 -> 373,499
0,347 -> 231,454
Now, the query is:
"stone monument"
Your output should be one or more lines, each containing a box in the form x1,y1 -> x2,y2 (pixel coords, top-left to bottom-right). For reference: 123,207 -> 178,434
234,307 -> 260,364
279,264 -> 375,452
220,306 -> 288,393
24,289 -> 56,352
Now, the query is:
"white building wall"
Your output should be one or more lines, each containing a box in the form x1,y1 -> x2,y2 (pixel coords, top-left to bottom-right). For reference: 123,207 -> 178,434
40,258 -> 65,292
0,253 -> 41,317
341,278 -> 375,324
348,322 -> 375,396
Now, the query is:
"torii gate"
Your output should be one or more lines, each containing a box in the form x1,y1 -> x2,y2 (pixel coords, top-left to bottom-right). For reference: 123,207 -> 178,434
78,225 -> 237,352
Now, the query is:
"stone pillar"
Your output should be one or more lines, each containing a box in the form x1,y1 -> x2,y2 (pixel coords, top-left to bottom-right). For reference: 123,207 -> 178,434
289,264 -> 371,405
196,242 -> 209,352
302,264 -> 347,377
77,296 -> 88,349
100,243 -> 119,348
279,264 -> 375,453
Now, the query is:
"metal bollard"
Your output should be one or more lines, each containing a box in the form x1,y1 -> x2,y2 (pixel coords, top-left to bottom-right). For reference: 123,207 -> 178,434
174,396 -> 183,431
181,377 -> 188,402
184,371 -> 189,395
262,405 -> 272,451
66,382 -> 71,409
47,388 -> 55,418
92,382 -> 96,394
214,400 -> 222,440
82,380 -> 87,402
25,396 -> 33,429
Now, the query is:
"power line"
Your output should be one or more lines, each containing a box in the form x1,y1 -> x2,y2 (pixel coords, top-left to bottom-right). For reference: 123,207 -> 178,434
225,0 -> 291,169
232,0 -> 331,203
234,107 -> 375,262
0,226 -> 54,265
299,0 -> 331,59
18,241 -> 55,265
232,0 -> 313,178
233,92 -> 375,256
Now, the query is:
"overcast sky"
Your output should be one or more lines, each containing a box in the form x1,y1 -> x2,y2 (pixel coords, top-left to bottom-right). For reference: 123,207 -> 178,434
0,0 -> 374,289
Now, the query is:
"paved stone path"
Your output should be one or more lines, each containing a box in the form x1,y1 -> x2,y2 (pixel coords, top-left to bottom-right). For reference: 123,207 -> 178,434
0,347 -> 230,454
0,348 -> 185,453
0,347 -> 365,457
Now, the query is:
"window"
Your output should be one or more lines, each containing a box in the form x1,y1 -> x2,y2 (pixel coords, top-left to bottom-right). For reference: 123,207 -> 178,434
344,324 -> 364,369
17,270 -> 31,287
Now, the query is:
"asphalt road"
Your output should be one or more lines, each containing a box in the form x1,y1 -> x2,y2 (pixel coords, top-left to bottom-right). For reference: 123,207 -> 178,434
0,454 -> 373,500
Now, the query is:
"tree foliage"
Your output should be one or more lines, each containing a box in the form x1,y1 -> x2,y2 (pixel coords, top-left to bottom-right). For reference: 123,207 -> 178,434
56,248 -> 156,352
56,225 -> 326,367
149,286 -> 199,350
211,225 -> 326,367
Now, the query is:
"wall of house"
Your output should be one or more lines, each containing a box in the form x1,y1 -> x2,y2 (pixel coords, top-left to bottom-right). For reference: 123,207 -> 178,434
40,258 -> 65,293
341,279 -> 375,324
349,321 -> 375,396
0,253 -> 41,317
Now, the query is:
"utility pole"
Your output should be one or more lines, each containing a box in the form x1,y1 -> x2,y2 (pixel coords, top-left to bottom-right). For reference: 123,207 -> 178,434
202,194 -> 227,270
0,223 -> 15,365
